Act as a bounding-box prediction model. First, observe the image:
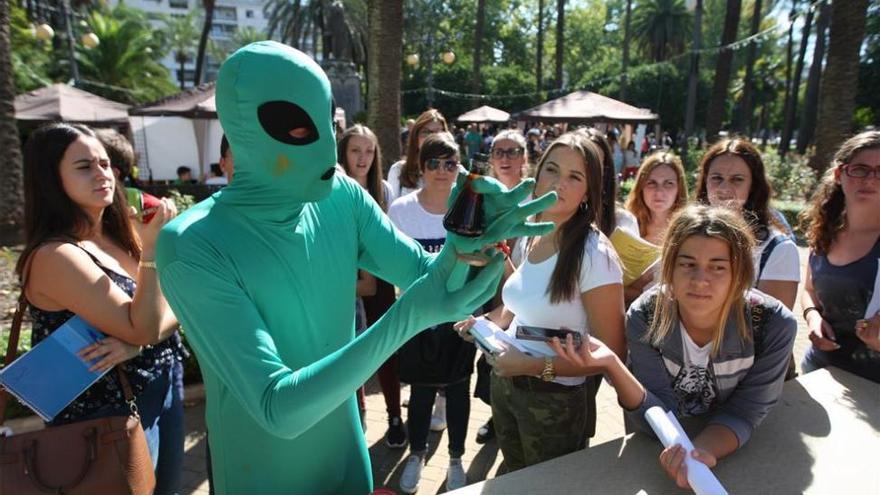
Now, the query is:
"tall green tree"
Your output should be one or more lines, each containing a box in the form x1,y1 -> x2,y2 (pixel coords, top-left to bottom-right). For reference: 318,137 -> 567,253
631,0 -> 691,62
367,0 -> 402,168
808,0 -> 869,172
163,11 -> 200,90
704,0 -> 741,142
472,0 -> 486,93
0,0 -> 24,243
193,0 -> 215,86
76,6 -> 177,103
797,0 -> 829,154
735,0 -> 762,135
554,0 -> 565,89
620,0 -> 633,101
779,1 -> 813,155
537,0 -> 545,91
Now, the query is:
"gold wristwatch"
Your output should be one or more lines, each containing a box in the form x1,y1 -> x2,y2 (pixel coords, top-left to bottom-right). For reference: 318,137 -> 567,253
540,357 -> 556,382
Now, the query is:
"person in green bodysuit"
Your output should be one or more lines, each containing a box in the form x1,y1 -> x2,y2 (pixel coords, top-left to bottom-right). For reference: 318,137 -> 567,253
155,41 -> 555,494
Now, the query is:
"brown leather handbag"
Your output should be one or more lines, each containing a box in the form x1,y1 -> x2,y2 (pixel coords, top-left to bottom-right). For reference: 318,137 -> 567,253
0,291 -> 156,495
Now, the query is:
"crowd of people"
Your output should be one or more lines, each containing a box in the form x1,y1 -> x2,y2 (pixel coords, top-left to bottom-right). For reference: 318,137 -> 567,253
13,103 -> 880,494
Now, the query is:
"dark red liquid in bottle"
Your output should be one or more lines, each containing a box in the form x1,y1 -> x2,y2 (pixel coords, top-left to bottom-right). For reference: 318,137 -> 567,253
444,156 -> 488,237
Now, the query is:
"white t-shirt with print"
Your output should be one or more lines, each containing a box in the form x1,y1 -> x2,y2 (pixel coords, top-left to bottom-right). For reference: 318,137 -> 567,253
386,161 -> 422,202
753,229 -> 800,284
502,232 -> 623,386
387,191 -> 445,254
673,324 -> 717,416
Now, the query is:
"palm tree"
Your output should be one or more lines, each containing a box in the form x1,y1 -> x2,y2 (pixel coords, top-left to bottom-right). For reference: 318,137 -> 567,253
797,0 -> 829,154
632,0 -> 691,62
163,11 -> 200,90
0,0 -> 24,243
735,0 -> 762,135
808,0 -> 869,173
367,0 -> 402,170
704,0 -> 742,142
208,26 -> 268,63
193,0 -> 215,86
76,6 -> 177,103
779,2 -> 814,156
472,0 -> 486,94
536,0 -> 544,91
265,0 -> 366,64
620,0 -> 633,101
554,0 -> 565,89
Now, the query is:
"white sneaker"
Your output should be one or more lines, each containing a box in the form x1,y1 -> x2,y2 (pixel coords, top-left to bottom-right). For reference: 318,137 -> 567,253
399,454 -> 424,494
430,394 -> 447,432
446,458 -> 467,491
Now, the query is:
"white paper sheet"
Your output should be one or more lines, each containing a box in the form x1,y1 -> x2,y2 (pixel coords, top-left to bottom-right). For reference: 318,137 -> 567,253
644,407 -> 729,495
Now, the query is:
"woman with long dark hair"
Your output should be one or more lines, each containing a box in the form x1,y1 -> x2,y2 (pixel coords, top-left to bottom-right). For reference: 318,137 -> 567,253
695,138 -> 800,310
799,131 -> 880,383
337,124 -> 407,447
16,123 -> 185,494
456,131 -> 625,472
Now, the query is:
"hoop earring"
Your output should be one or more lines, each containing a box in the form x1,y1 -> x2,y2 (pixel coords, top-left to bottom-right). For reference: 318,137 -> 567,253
579,200 -> 588,212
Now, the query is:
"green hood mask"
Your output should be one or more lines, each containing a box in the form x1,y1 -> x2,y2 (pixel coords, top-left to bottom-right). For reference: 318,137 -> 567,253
216,41 -> 337,223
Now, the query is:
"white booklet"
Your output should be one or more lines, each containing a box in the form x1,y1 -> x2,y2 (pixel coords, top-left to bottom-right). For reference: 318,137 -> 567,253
864,259 -> 880,319
644,407 -> 728,495
468,318 -> 554,357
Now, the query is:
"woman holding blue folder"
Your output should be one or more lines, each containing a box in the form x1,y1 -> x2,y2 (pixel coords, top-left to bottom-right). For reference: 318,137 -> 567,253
16,123 -> 185,495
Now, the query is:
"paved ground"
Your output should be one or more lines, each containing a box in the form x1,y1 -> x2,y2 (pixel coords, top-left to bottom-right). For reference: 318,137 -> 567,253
177,248 -> 814,494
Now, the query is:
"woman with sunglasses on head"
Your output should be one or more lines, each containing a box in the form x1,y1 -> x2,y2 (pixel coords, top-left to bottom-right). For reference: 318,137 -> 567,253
387,109 -> 449,201
337,124 -> 408,446
16,123 -> 185,494
455,131 -> 625,472
388,132 -> 473,493
623,152 -> 689,305
695,138 -> 800,312
552,205 -> 796,492
799,131 -> 880,383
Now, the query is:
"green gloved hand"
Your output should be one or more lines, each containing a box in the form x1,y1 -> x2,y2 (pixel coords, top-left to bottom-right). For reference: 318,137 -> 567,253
443,173 -> 557,291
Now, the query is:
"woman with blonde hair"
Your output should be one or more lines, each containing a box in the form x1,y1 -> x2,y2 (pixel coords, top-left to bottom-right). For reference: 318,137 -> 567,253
387,109 -> 448,200
625,151 -> 688,245
799,131 -> 880,383
552,204 -> 797,491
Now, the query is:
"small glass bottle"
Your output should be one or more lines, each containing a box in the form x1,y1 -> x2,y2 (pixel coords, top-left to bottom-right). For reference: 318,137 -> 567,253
444,154 -> 491,266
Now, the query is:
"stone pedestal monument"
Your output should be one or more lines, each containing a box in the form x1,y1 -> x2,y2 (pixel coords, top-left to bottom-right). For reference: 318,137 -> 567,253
321,0 -> 362,127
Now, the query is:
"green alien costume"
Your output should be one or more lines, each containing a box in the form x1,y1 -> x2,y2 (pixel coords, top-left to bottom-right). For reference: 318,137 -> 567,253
156,41 -> 554,494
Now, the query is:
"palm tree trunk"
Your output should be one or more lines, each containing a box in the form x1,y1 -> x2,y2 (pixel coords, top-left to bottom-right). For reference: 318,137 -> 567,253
780,2 -> 798,147
808,0 -> 869,173
0,0 -> 24,243
536,0 -> 544,92
619,0 -> 632,102
797,0 -> 829,154
705,0 -> 742,143
554,0 -> 565,89
178,54 -> 186,90
193,0 -> 215,86
683,0 -> 703,155
472,0 -> 486,94
367,0 -> 402,171
736,0 -> 761,135
779,4 -> 813,156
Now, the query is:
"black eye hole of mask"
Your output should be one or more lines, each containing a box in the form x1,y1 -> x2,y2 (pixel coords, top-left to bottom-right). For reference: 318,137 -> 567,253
257,101 -> 319,145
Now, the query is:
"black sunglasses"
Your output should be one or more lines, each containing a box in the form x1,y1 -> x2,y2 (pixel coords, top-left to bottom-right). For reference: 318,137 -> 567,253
426,158 -> 460,172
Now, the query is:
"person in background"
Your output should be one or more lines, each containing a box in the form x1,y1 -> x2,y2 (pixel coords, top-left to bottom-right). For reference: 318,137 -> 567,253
589,204 -> 796,492
695,138 -> 800,311
18,123 -> 185,494
623,151 -> 689,305
390,132 -> 475,493
400,118 -> 416,152
337,124 -> 407,447
218,134 -> 235,183
205,163 -> 228,185
580,128 -> 640,237
608,130 -> 624,178
175,166 -> 196,185
465,124 -> 483,161
387,109 -> 448,200
455,131 -> 625,473
799,131 -> 880,383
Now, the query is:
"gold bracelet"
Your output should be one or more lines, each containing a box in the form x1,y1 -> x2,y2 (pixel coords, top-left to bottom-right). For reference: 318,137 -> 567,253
139,260 -> 157,270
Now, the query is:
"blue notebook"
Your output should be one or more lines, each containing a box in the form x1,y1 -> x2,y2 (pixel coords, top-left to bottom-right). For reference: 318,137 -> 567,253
0,316 -> 108,421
